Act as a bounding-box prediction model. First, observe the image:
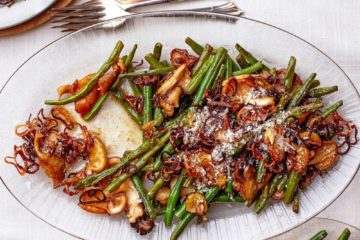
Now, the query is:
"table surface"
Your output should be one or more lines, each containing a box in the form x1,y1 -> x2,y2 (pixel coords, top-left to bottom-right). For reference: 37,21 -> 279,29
0,0 -> 359,239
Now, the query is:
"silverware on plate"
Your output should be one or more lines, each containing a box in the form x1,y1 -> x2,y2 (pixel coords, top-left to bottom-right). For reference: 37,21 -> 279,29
50,0 -> 242,32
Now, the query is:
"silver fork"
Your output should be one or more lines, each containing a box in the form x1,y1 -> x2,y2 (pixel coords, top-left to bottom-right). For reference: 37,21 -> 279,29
51,0 -> 242,32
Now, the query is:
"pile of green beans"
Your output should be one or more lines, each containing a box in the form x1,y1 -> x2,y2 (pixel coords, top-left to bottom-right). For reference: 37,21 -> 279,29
43,38 -> 353,240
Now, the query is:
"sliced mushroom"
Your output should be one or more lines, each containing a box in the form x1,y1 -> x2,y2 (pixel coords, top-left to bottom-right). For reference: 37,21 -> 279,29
233,165 -> 272,204
299,131 -> 322,147
309,141 -> 338,171
222,74 -> 275,107
159,86 -> 182,116
86,136 -> 108,174
107,192 -> 126,215
156,64 -> 187,95
180,186 -> 195,197
184,151 -> 227,187
79,202 -> 108,214
155,64 -> 192,117
124,180 -> 145,223
78,188 -> 108,214
34,132 -> 65,188
154,187 -> 170,205
170,48 -> 198,68
51,106 -> 75,127
185,192 -> 208,217
247,96 -> 275,107
294,145 -> 310,174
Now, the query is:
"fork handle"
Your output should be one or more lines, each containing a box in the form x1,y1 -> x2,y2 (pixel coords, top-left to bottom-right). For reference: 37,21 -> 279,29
122,0 -> 242,16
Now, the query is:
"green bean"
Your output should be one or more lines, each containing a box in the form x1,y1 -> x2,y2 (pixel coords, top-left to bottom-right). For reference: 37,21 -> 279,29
192,44 -> 212,76
111,89 -> 142,125
148,176 -> 165,199
277,174 -> 288,192
184,37 -> 239,72
185,55 -> 215,94
269,174 -> 283,195
142,85 -> 153,125
284,56 -> 297,92
151,142 -> 174,172
211,63 -> 226,90
236,53 -> 250,69
308,86 -> 338,98
129,80 -> 143,97
165,173 -> 186,226
321,100 -> 343,119
128,81 -> 143,98
183,176 -> 194,187
153,42 -> 163,61
214,194 -> 244,203
119,66 -> 174,78
254,174 -> 282,214
256,160 -> 266,183
170,187 -> 220,240
283,169 -> 300,204
309,230 -> 328,240
153,107 -> 165,127
125,44 -> 138,69
270,67 -> 277,76
104,131 -> 171,193
132,175 -> 157,220
337,228 -> 351,240
287,73 -> 316,109
141,54 -> 156,126
278,93 -> 291,110
174,202 -> 186,219
292,188 -> 300,213
306,100 -> 341,126
145,53 -> 163,69
75,138 -> 153,189
235,43 -> 269,71
225,177 -> 233,195
156,208 -> 166,216
185,37 -> 204,55
309,79 -> 321,89
45,41 -> 124,105
231,57 -> 240,72
170,211 -> 194,240
225,56 -> 233,79
233,61 -> 263,76
83,93 -> 110,121
160,60 -> 170,67
144,51 -> 165,126
289,102 -> 324,118
254,185 -> 269,214
192,48 -> 227,105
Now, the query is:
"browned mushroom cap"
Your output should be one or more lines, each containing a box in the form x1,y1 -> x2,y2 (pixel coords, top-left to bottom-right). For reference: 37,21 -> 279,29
222,74 -> 275,107
86,136 -> 108,174
185,192 -> 208,217
155,64 -> 192,117
309,141 -> 339,171
154,187 -> 170,205
124,180 -> 145,223
107,192 -> 126,215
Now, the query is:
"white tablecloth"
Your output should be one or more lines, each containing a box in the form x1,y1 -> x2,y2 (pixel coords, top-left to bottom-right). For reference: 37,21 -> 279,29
0,0 -> 359,239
